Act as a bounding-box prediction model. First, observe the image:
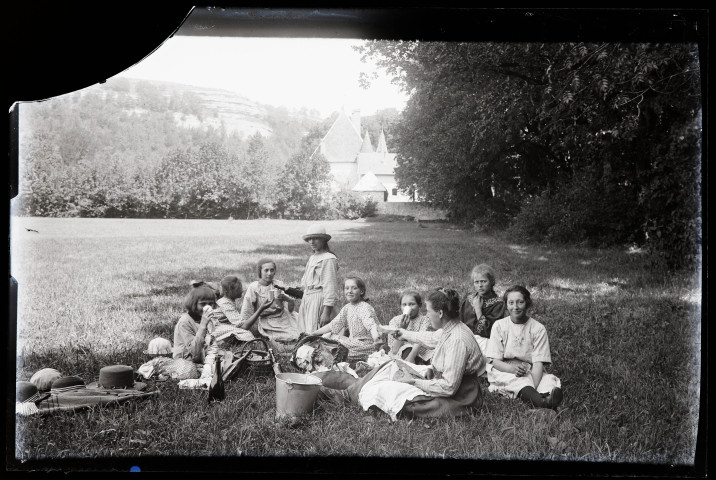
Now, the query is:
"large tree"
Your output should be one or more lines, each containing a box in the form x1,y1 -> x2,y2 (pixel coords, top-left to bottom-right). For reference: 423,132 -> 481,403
276,126 -> 332,219
357,41 -> 702,267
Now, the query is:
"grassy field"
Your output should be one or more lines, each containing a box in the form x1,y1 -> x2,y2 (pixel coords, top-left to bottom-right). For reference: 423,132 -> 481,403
9,217 -> 703,473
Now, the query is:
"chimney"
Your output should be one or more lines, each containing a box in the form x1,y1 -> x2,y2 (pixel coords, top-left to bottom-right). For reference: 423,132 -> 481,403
350,109 -> 361,135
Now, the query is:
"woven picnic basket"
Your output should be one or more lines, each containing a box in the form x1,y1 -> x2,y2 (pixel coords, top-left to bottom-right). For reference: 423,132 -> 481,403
236,338 -> 274,377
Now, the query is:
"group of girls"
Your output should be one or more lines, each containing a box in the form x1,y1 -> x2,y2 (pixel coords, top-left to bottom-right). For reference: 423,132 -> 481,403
173,259 -> 300,379
311,263 -> 563,411
172,224 -> 563,413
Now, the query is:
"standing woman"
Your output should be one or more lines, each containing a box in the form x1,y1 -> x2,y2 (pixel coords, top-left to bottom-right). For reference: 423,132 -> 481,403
296,224 -> 340,334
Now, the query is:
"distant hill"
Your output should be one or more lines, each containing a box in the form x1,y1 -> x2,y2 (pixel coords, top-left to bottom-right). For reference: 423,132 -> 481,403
114,77 -> 323,138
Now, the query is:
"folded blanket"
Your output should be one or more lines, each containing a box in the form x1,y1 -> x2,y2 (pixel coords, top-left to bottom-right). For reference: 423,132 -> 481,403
22,388 -> 158,416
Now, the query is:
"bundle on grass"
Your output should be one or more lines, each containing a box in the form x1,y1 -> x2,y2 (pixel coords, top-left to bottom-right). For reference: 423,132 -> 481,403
290,334 -> 349,374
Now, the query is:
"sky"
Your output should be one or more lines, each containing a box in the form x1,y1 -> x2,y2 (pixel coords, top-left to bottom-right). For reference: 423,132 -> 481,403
116,36 -> 408,118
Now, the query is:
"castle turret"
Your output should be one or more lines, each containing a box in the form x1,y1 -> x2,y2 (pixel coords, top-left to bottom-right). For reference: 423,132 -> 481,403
350,109 -> 361,135
376,128 -> 388,153
359,131 -> 374,153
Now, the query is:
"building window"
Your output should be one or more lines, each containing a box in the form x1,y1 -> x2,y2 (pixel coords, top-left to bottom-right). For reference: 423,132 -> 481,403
392,188 -> 398,196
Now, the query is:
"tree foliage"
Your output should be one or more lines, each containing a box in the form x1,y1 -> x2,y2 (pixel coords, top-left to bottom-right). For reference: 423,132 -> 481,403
356,41 -> 702,268
276,126 -> 332,219
16,79 -> 378,222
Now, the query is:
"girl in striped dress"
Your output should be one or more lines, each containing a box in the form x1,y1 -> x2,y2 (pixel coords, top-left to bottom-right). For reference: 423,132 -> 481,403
393,288 -> 486,417
295,224 -> 340,333
312,276 -> 382,363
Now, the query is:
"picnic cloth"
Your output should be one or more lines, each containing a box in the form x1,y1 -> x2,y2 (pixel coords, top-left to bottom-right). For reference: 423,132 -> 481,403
22,385 -> 158,416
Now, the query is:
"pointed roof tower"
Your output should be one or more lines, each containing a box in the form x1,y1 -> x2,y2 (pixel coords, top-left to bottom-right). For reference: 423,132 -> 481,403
359,131 -> 374,153
316,109 -> 363,163
376,128 -> 388,153
352,171 -> 386,192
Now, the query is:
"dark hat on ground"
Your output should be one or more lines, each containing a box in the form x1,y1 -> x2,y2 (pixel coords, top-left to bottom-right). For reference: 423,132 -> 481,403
16,381 -> 48,403
87,365 -> 146,391
50,376 -> 86,395
30,368 -> 62,391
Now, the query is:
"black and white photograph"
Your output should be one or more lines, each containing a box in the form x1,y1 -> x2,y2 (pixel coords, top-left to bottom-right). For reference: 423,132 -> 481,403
7,6 -> 707,476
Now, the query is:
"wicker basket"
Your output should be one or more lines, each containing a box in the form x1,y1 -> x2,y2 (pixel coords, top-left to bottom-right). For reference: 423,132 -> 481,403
236,338 -> 274,377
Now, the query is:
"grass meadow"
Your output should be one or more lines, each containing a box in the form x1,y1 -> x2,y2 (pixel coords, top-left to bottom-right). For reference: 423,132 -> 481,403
9,217 -> 703,473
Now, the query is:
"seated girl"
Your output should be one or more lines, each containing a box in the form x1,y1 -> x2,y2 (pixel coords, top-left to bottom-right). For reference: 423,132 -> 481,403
380,290 -> 434,364
215,275 -> 244,326
311,276 -> 382,363
459,263 -> 506,353
210,275 -> 257,354
240,258 -> 301,354
173,281 -> 270,366
485,285 -> 563,409
315,289 -> 486,419
173,282 -> 220,362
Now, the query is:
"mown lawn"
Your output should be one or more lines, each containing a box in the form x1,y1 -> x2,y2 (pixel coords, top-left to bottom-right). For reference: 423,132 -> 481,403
9,217 -> 703,473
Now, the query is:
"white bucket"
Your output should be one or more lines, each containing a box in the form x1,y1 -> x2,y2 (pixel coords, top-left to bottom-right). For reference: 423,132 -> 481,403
275,372 -> 322,421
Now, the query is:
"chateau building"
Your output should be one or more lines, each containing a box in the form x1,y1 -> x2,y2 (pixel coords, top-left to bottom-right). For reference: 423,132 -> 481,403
313,109 -> 414,202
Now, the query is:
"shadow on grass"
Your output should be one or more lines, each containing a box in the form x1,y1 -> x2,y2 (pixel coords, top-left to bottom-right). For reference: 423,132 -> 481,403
18,343 -> 161,383
121,232 -> 699,331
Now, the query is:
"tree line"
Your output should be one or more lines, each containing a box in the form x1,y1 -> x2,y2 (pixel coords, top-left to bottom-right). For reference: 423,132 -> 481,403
15,79 -> 377,221
356,41 -> 702,269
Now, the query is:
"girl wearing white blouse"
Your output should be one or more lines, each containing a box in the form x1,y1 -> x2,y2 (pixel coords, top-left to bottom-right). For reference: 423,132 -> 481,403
486,285 -> 563,409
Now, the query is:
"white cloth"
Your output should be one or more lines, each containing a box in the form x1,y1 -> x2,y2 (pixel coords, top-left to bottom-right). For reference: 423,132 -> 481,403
487,368 -> 561,398
366,350 -> 391,368
357,361 -> 434,421
178,378 -> 212,390
294,345 -> 315,371
475,335 -> 488,356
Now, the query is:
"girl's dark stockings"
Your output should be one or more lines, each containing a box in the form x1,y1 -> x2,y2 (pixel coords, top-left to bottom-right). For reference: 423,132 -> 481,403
518,386 -> 563,409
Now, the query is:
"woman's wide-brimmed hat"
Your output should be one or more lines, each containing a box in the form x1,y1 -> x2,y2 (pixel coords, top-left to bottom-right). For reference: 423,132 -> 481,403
143,337 -> 173,357
86,365 -> 147,391
302,224 -> 332,242
16,381 -> 48,404
30,368 -> 62,392
50,376 -> 86,395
